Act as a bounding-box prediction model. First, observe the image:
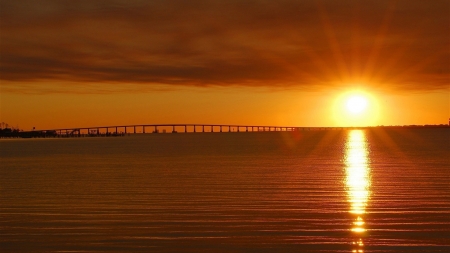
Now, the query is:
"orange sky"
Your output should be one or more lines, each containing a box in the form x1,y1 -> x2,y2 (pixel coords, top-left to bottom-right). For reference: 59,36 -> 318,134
0,1 -> 449,130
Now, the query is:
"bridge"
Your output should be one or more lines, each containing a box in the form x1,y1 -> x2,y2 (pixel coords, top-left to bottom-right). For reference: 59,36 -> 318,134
33,124 -> 342,137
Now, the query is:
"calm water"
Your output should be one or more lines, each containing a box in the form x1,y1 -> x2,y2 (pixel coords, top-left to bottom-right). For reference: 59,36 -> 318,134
1,128 -> 449,252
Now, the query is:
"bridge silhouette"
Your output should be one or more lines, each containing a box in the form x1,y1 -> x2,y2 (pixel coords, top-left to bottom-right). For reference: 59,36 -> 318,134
36,124 -> 341,137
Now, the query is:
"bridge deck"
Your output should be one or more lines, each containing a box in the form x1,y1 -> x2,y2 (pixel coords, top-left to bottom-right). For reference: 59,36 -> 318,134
31,124 -> 341,137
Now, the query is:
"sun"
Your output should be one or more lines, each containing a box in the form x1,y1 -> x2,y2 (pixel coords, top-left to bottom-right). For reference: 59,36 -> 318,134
346,95 -> 368,114
331,89 -> 380,127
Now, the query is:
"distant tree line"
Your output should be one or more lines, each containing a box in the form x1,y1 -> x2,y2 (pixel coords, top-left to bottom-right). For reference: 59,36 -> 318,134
0,122 -> 21,138
0,122 -> 57,138
0,127 -> 21,138
376,124 -> 449,128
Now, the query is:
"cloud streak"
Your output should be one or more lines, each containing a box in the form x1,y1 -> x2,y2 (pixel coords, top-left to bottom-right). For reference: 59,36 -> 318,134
1,0 -> 448,93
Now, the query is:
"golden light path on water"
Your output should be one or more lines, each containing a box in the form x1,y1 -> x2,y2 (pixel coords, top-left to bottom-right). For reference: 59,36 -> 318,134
345,130 -> 371,253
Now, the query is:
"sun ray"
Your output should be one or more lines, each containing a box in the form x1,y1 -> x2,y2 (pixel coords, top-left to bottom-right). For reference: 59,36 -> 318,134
362,1 -> 397,82
316,1 -> 350,82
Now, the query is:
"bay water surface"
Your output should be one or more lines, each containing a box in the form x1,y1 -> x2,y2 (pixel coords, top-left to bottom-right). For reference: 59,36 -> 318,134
1,128 -> 449,252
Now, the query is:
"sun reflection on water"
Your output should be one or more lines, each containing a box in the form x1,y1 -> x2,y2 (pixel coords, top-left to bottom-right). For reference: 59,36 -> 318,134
345,130 -> 371,252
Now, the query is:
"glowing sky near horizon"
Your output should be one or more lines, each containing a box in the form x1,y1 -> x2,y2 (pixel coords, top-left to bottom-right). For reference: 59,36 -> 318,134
0,0 -> 448,129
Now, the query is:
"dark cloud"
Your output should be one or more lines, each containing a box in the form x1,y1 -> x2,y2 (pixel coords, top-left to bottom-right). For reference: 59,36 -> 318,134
1,0 -> 448,93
